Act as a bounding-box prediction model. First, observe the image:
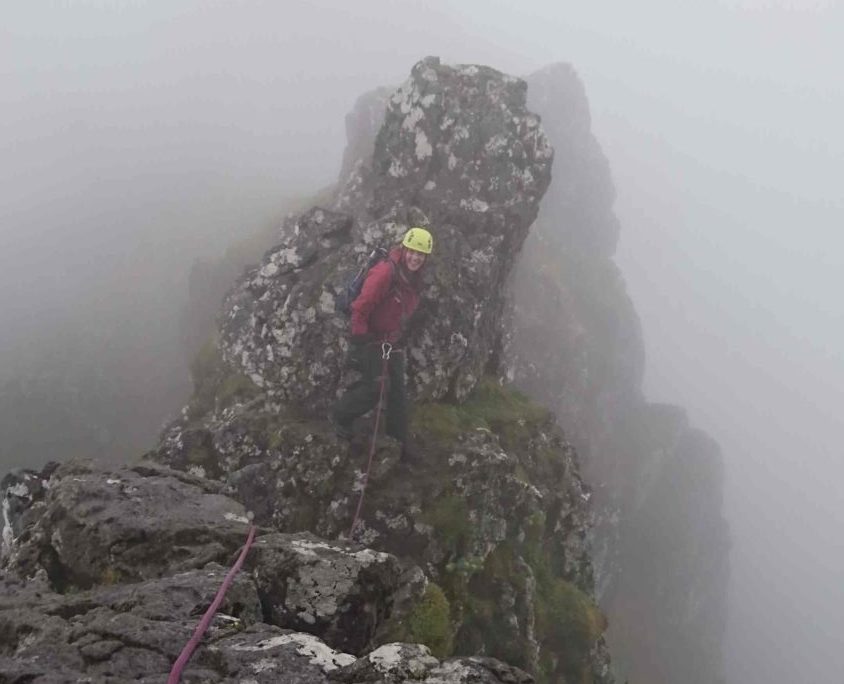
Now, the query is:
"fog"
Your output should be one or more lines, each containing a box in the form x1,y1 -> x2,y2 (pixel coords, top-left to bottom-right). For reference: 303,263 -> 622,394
2,2 -> 842,682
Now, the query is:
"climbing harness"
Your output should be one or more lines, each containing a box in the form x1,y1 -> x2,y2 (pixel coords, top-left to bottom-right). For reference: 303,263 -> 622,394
167,523 -> 257,683
348,342 -> 392,540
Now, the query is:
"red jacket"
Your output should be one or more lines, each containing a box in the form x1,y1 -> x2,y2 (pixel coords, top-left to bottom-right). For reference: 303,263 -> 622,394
350,247 -> 422,344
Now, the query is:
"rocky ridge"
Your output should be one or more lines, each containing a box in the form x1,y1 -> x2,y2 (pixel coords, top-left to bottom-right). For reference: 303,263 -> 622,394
149,57 -> 612,683
503,63 -> 729,684
0,57 -> 614,683
0,460 -> 531,682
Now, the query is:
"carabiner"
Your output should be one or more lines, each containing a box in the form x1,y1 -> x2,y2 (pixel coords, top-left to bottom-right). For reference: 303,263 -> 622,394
381,342 -> 393,360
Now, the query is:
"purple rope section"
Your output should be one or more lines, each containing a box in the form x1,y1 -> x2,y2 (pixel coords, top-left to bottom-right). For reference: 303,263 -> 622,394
349,351 -> 391,538
167,523 -> 257,683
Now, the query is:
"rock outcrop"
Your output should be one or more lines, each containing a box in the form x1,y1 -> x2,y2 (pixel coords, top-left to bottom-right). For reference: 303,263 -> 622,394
150,57 -> 613,683
214,56 -> 552,414
0,460 -> 528,683
503,62 -> 730,684
0,55 -> 730,684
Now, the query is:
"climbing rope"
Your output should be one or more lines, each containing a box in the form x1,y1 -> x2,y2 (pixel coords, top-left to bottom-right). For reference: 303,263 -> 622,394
167,523 -> 257,683
348,342 -> 392,539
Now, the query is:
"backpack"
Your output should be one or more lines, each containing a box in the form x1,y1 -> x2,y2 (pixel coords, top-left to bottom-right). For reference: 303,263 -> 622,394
335,246 -> 396,316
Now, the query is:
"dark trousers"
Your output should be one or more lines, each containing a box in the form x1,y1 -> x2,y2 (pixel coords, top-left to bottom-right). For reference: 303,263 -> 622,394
332,344 -> 407,442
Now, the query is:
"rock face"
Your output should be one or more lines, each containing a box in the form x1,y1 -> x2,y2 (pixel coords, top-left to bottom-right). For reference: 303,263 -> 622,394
151,58 -> 613,683
503,62 -> 729,684
216,56 -> 552,414
155,380 -> 612,682
0,460 -> 528,684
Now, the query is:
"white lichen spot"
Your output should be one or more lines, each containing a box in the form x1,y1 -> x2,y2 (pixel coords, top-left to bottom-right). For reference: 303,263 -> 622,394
1,498 -> 14,558
449,453 -> 467,466
415,130 -> 433,160
224,512 -> 250,524
428,660 -> 474,682
106,479 -> 121,485
319,290 -> 335,314
251,658 -> 277,673
447,153 -> 458,171
460,198 -> 489,213
424,180 -> 436,191
278,247 -> 302,267
369,643 -> 434,674
454,125 -> 470,141
388,160 -> 407,178
484,134 -> 508,155
249,373 -> 265,387
413,521 -> 434,535
420,93 -> 436,107
450,332 -> 469,348
260,262 -> 279,278
187,466 -> 206,479
403,106 -> 425,131
461,65 -> 479,77
231,634 -> 355,672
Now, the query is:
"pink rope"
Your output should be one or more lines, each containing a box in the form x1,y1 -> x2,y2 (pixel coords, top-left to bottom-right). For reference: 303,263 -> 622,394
167,524 -> 257,683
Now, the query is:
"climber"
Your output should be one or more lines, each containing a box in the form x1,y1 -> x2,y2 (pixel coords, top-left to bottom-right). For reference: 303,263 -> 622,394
330,227 -> 433,460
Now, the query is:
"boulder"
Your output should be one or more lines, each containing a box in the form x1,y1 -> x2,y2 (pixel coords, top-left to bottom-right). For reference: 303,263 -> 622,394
245,532 -> 426,656
2,460 -> 250,591
330,643 -> 533,683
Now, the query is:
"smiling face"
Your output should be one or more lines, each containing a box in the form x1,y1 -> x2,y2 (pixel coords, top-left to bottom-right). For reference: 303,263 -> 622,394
403,248 -> 427,272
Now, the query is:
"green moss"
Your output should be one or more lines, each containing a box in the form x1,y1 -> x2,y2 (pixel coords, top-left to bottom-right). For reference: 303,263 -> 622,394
185,335 -> 261,418
534,576 -> 606,683
421,494 -> 471,552
406,583 -> 453,659
187,335 -> 225,418
100,566 -> 122,586
191,336 -> 222,384
412,376 -> 550,449
412,402 -> 465,441
217,373 -> 260,407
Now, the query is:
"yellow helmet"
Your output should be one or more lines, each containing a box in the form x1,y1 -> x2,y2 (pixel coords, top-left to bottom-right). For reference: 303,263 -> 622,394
401,227 -> 433,254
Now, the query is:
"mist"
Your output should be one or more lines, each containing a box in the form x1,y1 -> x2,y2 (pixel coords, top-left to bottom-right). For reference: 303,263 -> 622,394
3,2 -> 843,682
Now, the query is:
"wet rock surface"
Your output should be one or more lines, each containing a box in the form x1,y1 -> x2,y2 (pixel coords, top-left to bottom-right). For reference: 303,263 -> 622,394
213,56 -> 552,414
2,460 -> 249,591
0,460 -> 528,683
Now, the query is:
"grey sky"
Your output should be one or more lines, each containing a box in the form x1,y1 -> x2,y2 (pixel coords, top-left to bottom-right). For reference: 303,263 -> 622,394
2,2 -> 843,682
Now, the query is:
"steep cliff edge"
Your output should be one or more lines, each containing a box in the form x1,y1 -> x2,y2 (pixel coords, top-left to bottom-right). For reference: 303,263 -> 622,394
503,63 -> 729,684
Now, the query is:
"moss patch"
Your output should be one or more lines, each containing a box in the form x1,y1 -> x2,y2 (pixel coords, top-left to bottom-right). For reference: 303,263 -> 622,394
421,494 -> 471,553
412,376 -> 551,448
406,583 -> 453,659
536,577 -> 606,683
187,335 -> 261,419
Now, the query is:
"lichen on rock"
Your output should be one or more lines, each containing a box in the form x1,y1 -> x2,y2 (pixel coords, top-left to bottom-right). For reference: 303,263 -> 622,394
143,57 -> 611,682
